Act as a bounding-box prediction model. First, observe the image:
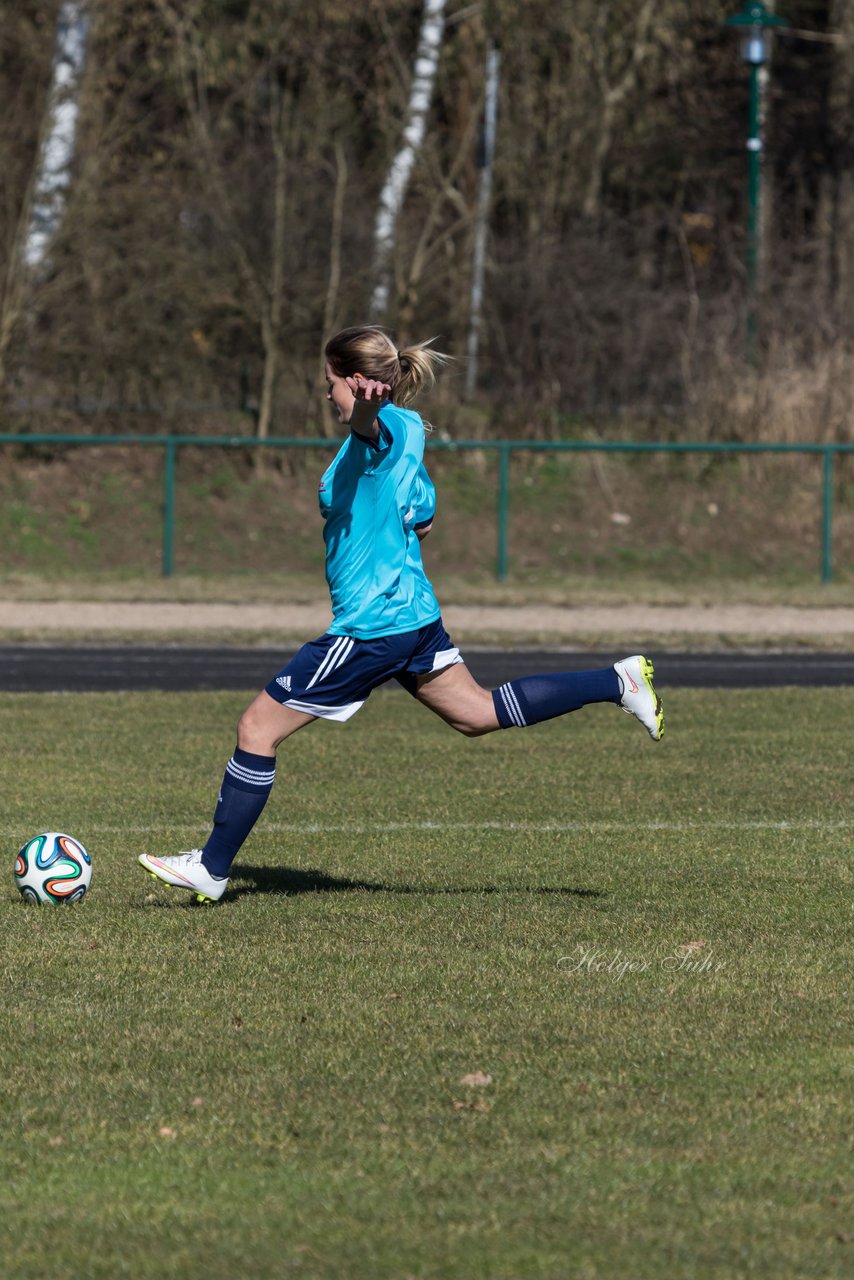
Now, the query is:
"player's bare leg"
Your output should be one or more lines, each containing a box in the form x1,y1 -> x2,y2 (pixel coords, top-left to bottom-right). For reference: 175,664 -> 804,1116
416,653 -> 663,740
237,690 -> 316,753
415,663 -> 499,736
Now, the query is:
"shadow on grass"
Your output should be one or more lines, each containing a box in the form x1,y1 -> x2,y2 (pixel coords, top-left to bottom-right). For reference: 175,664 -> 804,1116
227,864 -> 602,900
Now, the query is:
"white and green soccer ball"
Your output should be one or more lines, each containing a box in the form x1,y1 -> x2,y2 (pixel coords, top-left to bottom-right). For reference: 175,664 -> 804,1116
15,833 -> 92,904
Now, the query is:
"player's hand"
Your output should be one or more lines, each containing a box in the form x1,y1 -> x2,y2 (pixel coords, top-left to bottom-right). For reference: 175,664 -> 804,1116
347,374 -> 390,435
347,375 -> 390,406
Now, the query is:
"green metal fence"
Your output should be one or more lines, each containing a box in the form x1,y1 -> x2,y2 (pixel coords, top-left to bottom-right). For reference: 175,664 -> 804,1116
1,432 -> 851,582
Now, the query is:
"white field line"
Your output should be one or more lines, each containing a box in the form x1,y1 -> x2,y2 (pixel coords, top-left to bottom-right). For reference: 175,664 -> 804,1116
1,820 -> 849,837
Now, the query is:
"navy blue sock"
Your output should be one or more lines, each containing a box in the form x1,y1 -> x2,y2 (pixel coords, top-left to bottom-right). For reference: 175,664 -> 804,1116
492,667 -> 621,729
201,748 -> 276,877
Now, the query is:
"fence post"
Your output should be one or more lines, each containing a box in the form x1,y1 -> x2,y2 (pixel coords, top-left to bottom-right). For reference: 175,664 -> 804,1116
496,444 -> 510,580
821,447 -> 833,584
162,438 -> 176,578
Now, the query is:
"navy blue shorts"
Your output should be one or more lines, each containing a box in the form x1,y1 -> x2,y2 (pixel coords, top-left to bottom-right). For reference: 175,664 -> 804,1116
264,616 -> 463,721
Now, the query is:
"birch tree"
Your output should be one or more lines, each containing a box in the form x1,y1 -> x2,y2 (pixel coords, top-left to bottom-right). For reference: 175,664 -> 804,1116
369,0 -> 448,320
0,0 -> 89,393
24,0 -> 90,269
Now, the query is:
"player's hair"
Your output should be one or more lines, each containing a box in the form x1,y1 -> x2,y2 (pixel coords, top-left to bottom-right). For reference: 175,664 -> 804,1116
324,325 -> 450,406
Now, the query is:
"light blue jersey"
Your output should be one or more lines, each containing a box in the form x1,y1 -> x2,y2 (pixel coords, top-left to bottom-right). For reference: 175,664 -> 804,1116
317,403 -> 441,639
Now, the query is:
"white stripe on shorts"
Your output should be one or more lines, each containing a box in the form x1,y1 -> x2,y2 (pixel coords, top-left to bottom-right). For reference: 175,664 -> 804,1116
306,635 -> 355,690
430,646 -> 463,672
282,697 -> 365,722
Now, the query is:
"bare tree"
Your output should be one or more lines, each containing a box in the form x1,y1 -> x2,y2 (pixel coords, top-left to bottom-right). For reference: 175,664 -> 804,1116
369,0 -> 448,320
308,139 -> 348,434
0,0 -> 89,395
465,41 -> 500,396
827,0 -> 854,339
575,0 -> 656,220
163,4 -> 292,445
1,0 -> 851,438
24,1 -> 90,269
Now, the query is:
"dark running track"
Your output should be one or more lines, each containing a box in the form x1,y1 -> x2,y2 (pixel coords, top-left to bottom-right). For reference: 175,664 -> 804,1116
0,647 -> 852,692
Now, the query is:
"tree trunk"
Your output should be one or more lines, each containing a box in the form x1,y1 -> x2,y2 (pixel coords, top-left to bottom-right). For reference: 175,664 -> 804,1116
257,84 -> 288,453
465,43 -> 500,397
0,0 -> 89,395
828,0 -> 854,339
310,141 -> 348,437
167,10 -> 288,446
757,1 -> 782,316
369,0 -> 448,320
581,0 -> 654,220
25,0 -> 90,269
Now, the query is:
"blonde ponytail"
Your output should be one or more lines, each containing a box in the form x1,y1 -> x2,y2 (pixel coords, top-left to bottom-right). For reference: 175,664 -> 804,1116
325,325 -> 451,406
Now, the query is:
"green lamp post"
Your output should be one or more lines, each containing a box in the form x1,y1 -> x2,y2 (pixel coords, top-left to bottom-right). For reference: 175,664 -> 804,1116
725,1 -> 788,359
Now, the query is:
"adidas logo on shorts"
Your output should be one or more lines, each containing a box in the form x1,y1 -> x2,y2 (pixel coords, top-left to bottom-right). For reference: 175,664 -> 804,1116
276,675 -> 292,691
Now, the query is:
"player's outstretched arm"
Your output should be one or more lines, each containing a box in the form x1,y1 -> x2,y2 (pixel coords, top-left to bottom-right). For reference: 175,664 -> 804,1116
347,376 -> 391,442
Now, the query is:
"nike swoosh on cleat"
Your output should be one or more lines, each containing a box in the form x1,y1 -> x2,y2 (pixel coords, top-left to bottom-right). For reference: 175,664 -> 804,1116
149,857 -> 193,885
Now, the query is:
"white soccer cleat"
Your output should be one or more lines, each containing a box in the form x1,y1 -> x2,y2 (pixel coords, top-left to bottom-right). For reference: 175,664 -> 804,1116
138,849 -> 228,903
614,655 -> 664,741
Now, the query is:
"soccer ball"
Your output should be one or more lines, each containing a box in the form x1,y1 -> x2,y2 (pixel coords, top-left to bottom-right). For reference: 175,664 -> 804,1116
15,832 -> 92,904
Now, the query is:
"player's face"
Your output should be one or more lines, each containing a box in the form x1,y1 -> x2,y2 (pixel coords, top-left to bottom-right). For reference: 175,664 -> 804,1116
325,363 -> 356,424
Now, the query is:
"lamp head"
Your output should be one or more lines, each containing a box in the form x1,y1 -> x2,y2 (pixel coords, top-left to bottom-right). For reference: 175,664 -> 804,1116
743,25 -> 767,65
724,1 -> 788,64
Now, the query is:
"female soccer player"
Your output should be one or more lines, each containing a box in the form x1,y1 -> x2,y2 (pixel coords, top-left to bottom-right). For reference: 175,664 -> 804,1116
139,325 -> 664,902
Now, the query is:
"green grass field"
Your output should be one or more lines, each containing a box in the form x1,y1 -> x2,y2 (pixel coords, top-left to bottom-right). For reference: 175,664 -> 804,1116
0,685 -> 851,1279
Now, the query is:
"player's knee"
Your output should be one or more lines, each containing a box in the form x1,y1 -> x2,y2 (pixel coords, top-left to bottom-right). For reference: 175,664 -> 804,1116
237,702 -> 270,751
